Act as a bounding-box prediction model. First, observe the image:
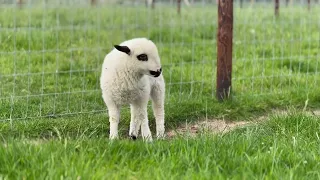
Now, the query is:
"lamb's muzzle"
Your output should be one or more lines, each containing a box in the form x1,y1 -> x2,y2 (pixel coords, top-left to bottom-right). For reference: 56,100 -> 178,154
150,68 -> 162,77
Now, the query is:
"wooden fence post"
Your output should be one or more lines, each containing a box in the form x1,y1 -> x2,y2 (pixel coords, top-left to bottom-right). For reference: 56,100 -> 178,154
275,0 -> 279,16
17,0 -> 23,8
152,0 -> 156,8
177,0 -> 181,14
250,0 -> 255,6
216,0 -> 233,101
308,0 -> 310,10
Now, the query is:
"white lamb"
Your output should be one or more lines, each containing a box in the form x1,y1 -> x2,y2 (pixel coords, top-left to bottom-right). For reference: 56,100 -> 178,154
100,37 -> 165,142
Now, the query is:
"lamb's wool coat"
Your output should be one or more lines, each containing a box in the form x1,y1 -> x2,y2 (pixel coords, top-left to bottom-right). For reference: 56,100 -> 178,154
100,38 -> 165,141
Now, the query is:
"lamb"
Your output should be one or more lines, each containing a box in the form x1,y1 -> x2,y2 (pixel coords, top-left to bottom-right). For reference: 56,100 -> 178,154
100,37 -> 165,142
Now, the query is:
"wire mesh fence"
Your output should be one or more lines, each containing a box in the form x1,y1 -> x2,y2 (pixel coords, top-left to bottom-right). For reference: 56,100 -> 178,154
0,0 -> 319,121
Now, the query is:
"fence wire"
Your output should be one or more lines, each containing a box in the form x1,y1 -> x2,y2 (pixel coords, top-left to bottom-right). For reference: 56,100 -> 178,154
0,0 -> 319,121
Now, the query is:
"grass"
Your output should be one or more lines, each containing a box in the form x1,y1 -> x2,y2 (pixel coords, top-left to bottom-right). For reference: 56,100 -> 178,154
0,1 -> 320,179
1,112 -> 320,179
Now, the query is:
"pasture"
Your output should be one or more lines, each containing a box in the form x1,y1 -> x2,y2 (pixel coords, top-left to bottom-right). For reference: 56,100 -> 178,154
0,1 -> 320,179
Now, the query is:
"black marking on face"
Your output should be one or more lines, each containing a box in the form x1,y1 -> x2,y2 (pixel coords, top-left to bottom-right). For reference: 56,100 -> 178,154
137,54 -> 148,61
114,45 -> 131,55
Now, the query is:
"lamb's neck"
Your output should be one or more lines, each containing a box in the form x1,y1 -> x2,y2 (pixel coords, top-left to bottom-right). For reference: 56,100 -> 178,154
118,65 -> 144,85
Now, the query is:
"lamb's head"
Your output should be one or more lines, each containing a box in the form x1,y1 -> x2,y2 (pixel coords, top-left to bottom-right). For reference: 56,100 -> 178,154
113,38 -> 162,77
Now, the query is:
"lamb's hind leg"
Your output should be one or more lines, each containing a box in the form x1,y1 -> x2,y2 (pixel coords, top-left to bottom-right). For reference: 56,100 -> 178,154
129,98 -> 152,142
150,80 -> 165,139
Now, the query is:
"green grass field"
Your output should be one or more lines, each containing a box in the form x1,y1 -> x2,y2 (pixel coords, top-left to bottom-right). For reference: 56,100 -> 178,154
0,2 -> 320,179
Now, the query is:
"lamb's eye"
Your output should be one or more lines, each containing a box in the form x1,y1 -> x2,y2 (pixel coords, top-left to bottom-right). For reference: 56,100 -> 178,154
137,54 -> 148,61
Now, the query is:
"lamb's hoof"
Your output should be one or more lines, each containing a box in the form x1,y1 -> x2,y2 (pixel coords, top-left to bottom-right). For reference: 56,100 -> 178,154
157,134 -> 166,140
109,134 -> 118,140
142,136 -> 153,142
130,135 -> 137,140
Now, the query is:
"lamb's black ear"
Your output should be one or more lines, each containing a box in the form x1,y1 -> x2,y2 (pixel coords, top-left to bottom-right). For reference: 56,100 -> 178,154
114,45 -> 131,55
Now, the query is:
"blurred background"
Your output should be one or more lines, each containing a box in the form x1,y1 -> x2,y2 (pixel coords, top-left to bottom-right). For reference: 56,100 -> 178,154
0,0 -> 319,122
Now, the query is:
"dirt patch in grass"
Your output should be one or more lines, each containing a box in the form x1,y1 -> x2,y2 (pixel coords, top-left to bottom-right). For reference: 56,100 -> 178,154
311,110 -> 320,116
166,109 -> 320,138
166,119 -> 254,138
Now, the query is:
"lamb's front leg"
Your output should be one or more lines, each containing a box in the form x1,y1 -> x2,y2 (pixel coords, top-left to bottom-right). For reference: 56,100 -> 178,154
129,99 -> 152,142
151,79 -> 165,139
129,104 -> 141,140
108,105 -> 120,140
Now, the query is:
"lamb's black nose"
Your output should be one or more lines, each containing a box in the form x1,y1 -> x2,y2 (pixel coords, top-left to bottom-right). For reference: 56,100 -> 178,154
150,68 -> 162,77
